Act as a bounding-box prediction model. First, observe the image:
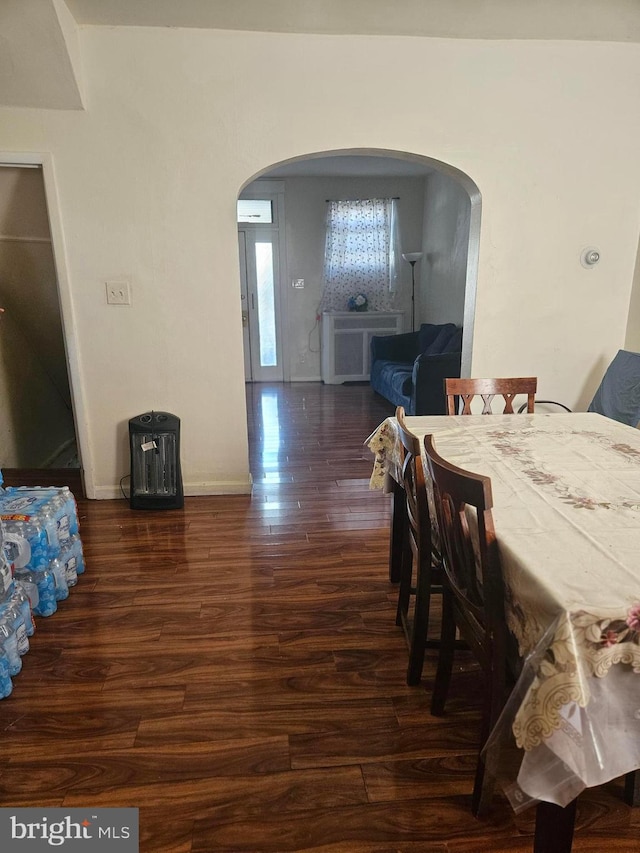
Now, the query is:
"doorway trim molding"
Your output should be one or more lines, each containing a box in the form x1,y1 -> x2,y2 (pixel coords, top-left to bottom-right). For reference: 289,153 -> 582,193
0,150 -> 94,497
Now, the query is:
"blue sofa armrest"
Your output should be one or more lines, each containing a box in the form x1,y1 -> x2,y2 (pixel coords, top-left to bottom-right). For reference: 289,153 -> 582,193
371,330 -> 420,364
412,351 -> 462,415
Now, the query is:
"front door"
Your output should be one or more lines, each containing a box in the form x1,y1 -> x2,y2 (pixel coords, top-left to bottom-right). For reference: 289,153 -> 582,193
238,228 -> 283,381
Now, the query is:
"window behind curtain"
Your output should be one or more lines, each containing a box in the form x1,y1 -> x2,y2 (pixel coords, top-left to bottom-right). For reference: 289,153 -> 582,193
321,198 -> 401,312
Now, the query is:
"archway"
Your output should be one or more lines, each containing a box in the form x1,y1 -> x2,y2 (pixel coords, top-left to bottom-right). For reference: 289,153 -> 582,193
238,148 -> 480,383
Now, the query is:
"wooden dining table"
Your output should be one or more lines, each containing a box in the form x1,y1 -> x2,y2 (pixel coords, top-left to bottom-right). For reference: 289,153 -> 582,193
367,411 -> 640,851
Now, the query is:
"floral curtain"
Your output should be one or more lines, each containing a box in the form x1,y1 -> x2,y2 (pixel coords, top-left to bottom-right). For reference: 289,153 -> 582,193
320,198 -> 401,312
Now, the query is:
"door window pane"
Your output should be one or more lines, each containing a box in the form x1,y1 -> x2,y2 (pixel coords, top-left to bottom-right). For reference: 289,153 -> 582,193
255,242 -> 277,367
237,199 -> 273,223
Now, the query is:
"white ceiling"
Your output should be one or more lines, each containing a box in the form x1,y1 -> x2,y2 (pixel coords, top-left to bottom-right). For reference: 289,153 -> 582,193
63,0 -> 640,42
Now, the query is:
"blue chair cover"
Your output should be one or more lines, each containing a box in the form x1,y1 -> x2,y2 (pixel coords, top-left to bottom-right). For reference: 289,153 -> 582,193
588,349 -> 640,427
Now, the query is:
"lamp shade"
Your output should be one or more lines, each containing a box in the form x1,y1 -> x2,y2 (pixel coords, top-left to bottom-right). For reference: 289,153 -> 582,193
402,252 -> 423,263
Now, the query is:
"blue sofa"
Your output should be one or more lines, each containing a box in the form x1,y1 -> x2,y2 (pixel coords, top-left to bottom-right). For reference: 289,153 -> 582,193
370,323 -> 463,415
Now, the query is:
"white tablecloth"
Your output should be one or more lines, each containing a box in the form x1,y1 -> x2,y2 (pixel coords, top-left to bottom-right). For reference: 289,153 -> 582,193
367,412 -> 640,810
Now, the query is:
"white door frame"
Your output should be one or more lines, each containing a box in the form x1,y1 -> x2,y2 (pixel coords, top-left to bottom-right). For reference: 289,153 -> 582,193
238,180 -> 289,381
237,230 -> 252,378
0,151 -> 94,497
239,227 -> 284,381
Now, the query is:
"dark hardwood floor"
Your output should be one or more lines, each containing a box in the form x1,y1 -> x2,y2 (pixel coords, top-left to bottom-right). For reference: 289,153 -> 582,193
0,382 -> 638,852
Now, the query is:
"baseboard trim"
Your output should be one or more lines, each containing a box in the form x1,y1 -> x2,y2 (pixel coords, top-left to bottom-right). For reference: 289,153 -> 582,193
2,468 -> 84,497
92,479 -> 253,500
185,480 -> 252,496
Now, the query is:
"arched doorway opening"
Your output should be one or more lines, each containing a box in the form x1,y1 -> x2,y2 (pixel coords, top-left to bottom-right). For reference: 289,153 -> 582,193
237,148 -> 481,485
237,148 -> 481,385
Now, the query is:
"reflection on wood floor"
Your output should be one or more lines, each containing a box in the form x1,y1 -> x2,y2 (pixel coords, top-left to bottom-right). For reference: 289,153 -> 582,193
0,382 -> 637,852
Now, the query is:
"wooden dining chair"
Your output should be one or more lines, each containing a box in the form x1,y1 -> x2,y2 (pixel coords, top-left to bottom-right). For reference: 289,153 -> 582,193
445,377 -> 537,415
423,432 -> 511,817
394,407 -> 444,686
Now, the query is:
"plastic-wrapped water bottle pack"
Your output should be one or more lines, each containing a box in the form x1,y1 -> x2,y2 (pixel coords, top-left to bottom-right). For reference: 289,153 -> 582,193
0,483 -> 86,700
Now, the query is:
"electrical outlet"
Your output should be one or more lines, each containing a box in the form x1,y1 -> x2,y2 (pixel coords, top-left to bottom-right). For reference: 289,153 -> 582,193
106,281 -> 131,305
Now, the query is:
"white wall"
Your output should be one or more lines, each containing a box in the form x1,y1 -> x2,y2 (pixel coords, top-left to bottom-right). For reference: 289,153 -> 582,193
419,171 -> 470,328
267,175 -> 426,380
1,28 -> 639,496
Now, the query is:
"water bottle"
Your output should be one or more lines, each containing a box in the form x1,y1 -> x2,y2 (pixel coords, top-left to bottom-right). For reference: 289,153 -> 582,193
64,552 -> 78,588
0,650 -> 12,699
0,616 -> 22,676
0,599 -> 29,656
14,567 -> 57,618
12,582 -> 35,637
33,568 -> 58,617
0,548 -> 13,599
40,502 -> 62,562
57,486 -> 80,538
49,555 -> 69,602
72,534 -> 85,576
52,541 -> 78,589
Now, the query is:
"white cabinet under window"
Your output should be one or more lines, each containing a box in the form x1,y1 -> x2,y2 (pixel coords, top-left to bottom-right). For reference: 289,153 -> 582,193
321,311 -> 404,384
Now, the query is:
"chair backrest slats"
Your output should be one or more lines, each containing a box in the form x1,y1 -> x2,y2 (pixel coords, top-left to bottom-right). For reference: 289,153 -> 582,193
445,377 -> 537,415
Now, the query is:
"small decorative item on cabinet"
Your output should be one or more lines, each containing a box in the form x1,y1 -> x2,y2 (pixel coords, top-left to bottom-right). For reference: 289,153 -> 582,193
347,293 -> 368,312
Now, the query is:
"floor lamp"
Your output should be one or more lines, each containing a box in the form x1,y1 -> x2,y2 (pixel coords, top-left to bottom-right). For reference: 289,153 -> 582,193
402,252 -> 423,331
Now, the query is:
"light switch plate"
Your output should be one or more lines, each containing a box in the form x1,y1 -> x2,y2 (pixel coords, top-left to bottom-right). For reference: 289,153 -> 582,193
106,281 -> 131,305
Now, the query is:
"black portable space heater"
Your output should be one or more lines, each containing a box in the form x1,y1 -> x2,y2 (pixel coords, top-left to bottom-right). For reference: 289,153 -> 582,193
129,411 -> 184,510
